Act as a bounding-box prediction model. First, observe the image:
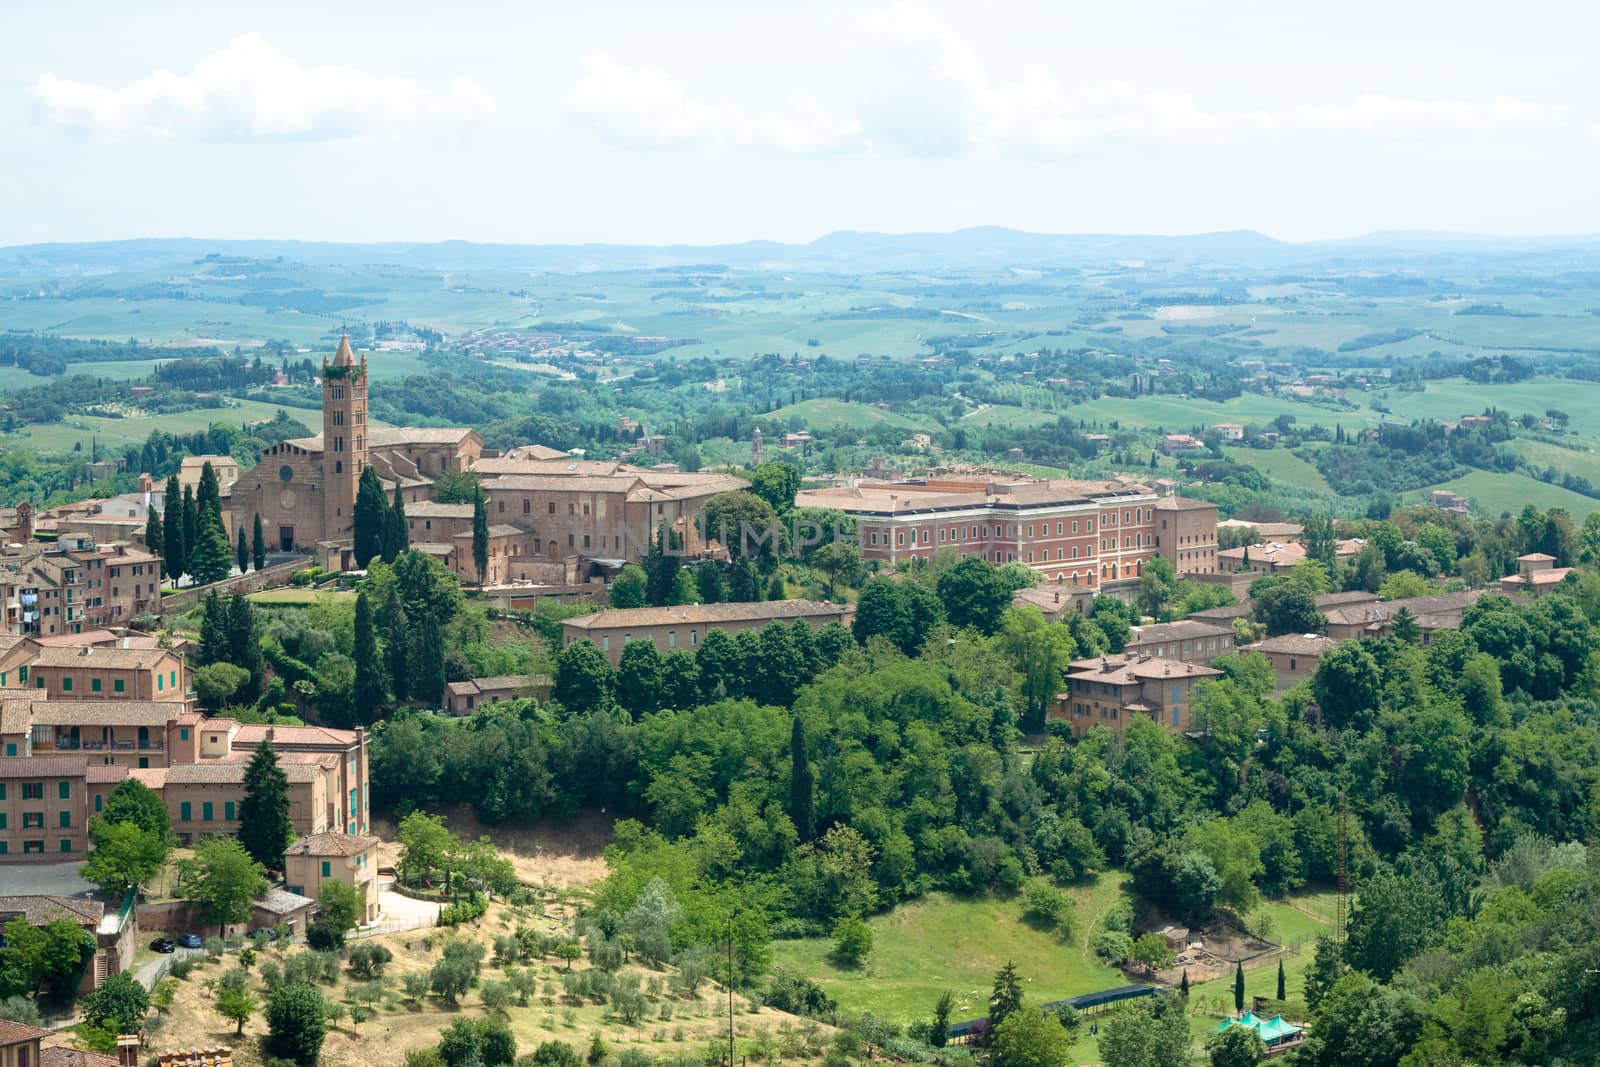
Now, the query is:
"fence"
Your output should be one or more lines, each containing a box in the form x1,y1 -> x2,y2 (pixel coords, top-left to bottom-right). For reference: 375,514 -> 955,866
160,555 -> 309,612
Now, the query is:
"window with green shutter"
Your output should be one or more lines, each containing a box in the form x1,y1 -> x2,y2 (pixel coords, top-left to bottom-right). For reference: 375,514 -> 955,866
59,811 -> 70,828
224,801 -> 235,821
179,727 -> 189,741
3,744 -> 13,758
113,679 -> 124,693
202,802 -> 213,822
58,781 -> 69,799
180,802 -> 191,822
61,677 -> 71,692
94,795 -> 102,813
60,839 -> 71,852
321,861 -> 331,877
91,678 -> 101,692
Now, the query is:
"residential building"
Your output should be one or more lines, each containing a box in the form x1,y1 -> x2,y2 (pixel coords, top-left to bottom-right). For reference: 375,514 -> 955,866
1161,434 -> 1204,455
0,893 -> 136,992
1321,590 -> 1485,642
1213,423 -> 1244,441
1055,654 -> 1222,736
1123,620 -> 1236,664
0,1020 -> 50,1067
1216,519 -> 1304,542
1429,489 -> 1470,515
1243,633 -> 1340,693
1500,553 -> 1573,598
177,456 -> 240,493
561,600 -> 854,666
1216,539 -> 1361,575
282,832 -> 381,924
1154,496 -> 1220,575
445,674 -> 549,715
1011,583 -> 1094,621
6,643 -> 186,704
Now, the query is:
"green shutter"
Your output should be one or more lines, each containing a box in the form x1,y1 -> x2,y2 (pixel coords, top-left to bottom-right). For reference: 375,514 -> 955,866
58,781 -> 70,799
321,861 -> 331,877
180,802 -> 191,822
179,727 -> 189,741
91,678 -> 101,692
59,810 -> 71,828
224,801 -> 235,821
61,677 -> 71,692
114,679 -> 124,693
60,839 -> 71,853
202,801 -> 213,822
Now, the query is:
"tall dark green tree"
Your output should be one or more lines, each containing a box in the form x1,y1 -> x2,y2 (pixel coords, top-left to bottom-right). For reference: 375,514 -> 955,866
188,511 -> 233,585
789,714 -> 815,843
198,590 -> 228,665
238,741 -> 293,870
1233,960 -> 1246,1013
353,466 -> 388,568
729,559 -> 762,603
471,485 -> 489,584
196,461 -> 220,522
181,484 -> 198,566
251,512 -> 267,571
382,484 -> 409,563
383,589 -> 410,703
226,593 -> 262,702
145,509 -> 165,582
408,616 -> 446,707
236,524 -> 249,575
162,475 -> 187,581
1276,958 -> 1286,1002
644,523 -> 681,607
697,564 -> 726,604
352,591 -> 385,722
989,960 -> 1024,1034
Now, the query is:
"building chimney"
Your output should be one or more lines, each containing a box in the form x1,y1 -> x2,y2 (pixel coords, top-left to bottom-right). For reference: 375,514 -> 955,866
117,1034 -> 140,1066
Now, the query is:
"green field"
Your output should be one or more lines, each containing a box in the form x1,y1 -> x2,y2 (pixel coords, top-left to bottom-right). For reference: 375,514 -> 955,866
1416,468 -> 1600,520
1061,393 -> 1364,434
962,403 -> 1059,429
1222,445 -> 1333,494
1374,377 -> 1600,435
246,587 -> 354,605
0,397 -> 318,454
769,876 -> 1131,1024
765,397 -> 926,433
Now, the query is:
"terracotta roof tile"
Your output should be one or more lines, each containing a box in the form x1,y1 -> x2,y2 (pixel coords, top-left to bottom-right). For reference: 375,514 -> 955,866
562,599 -> 852,630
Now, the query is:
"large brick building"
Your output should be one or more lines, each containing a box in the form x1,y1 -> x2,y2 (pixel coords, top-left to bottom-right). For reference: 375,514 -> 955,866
229,336 -> 485,552
794,476 -> 1218,596
561,599 -> 854,666
1055,654 -> 1222,736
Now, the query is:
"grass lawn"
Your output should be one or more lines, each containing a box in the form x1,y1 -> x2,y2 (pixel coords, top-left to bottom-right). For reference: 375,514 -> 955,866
247,587 -> 355,605
1222,445 -> 1334,495
1419,468 -> 1600,520
769,875 -> 1131,1026
764,397 -> 924,433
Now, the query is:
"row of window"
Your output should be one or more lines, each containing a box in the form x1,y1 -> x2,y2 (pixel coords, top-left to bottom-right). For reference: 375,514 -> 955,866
0,781 -> 70,800
178,800 -> 237,822
0,810 -> 73,829
0,839 -> 74,854
597,628 -> 701,653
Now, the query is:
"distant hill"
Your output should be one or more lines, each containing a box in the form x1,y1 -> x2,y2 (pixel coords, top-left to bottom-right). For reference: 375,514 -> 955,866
4,227 -> 1600,277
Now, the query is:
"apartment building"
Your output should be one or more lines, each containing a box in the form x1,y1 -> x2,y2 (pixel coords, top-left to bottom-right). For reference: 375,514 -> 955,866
1123,620 -> 1236,664
794,476 -> 1206,594
1055,654 -> 1222,736
0,717 -> 369,860
9,644 -> 186,703
0,541 -> 160,637
562,600 -> 854,666
1153,496 -> 1220,576
1242,633 -> 1340,693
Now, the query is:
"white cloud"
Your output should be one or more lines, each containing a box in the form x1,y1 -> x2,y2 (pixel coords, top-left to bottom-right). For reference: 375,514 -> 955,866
856,1 -> 1569,158
563,51 -> 867,156
29,33 -> 496,142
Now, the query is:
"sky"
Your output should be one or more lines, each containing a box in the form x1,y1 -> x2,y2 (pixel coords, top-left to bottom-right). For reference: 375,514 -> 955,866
4,0 -> 1600,248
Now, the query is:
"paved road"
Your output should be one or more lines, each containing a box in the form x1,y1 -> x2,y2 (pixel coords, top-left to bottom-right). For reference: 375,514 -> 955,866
131,946 -> 204,990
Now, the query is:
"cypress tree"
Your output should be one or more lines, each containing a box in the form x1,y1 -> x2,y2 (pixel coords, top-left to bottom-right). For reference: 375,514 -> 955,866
789,715 -> 815,843
1276,958 -> 1286,1002
162,476 -> 186,581
251,513 -> 266,571
196,461 -> 220,521
239,741 -> 293,870
353,467 -> 387,568
408,615 -> 445,707
1234,960 -> 1246,1013
697,564 -> 725,604
236,525 -> 249,575
383,484 -> 409,563
730,559 -> 761,602
182,484 -> 198,566
188,511 -> 233,585
1180,969 -> 1190,998
352,591 -> 385,722
226,593 -> 261,703
383,589 -> 410,703
471,486 -> 489,584
767,573 -> 786,601
145,509 -> 165,582
198,590 -> 228,665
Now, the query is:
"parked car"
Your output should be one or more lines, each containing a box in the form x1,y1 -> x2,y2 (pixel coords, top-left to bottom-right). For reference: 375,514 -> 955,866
149,937 -> 175,953
176,933 -> 203,949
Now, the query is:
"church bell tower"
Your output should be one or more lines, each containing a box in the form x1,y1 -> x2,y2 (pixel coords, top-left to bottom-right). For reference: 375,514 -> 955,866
322,335 -> 368,540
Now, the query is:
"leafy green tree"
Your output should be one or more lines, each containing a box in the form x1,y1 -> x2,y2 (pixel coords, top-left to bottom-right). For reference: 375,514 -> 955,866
408,615 -> 446,707
252,512 -> 266,571
1208,1025 -> 1264,1067
236,523 -> 249,574
830,916 -> 872,967
266,981 -> 327,1064
527,1041 -> 583,1067
703,490 -> 780,561
181,484 -> 197,571
999,606 -> 1076,730
991,1004 -> 1072,1067
989,960 -> 1024,1032
398,811 -> 455,887
1,916 -> 94,996
748,460 -> 801,516
1252,581 -> 1323,636
353,466 -> 389,568
696,563 -> 726,604
620,878 -> 680,965
1294,971 -> 1422,1067
84,817 -> 170,894
103,779 -> 172,841
553,639 -> 615,715
192,661 -> 248,711
1139,556 -> 1178,619
471,485 -> 490,583
1098,998 -> 1192,1067
1312,641 -> 1381,731
728,558 -> 762,601
238,741 -> 293,871
318,879 -> 363,938
162,474 -> 186,580
1276,958 -> 1285,1002
937,556 -> 1012,635
609,564 -> 647,609
660,649 -> 700,709
81,972 -> 148,1033
854,576 -> 943,655
1130,933 -> 1176,973
1303,934 -> 1344,1010
352,590 -> 386,720
188,837 -> 269,936
615,639 -> 664,718
931,990 -> 954,1048
215,975 -> 259,1035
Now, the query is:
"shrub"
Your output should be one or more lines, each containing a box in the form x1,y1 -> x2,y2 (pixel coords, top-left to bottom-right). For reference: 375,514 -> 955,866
1022,878 -> 1073,931
1091,929 -> 1133,962
81,972 -> 150,1033
347,942 -> 393,979
305,921 -> 343,952
764,970 -> 837,1021
265,982 -> 327,1064
829,916 -> 873,968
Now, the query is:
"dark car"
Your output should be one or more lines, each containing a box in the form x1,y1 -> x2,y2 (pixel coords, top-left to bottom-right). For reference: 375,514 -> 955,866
149,937 -> 176,953
177,933 -> 203,949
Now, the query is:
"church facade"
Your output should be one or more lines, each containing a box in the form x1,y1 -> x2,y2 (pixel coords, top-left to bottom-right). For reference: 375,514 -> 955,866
230,337 -> 483,551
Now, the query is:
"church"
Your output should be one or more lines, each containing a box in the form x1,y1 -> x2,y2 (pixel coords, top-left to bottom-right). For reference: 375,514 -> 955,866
229,336 -> 483,552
